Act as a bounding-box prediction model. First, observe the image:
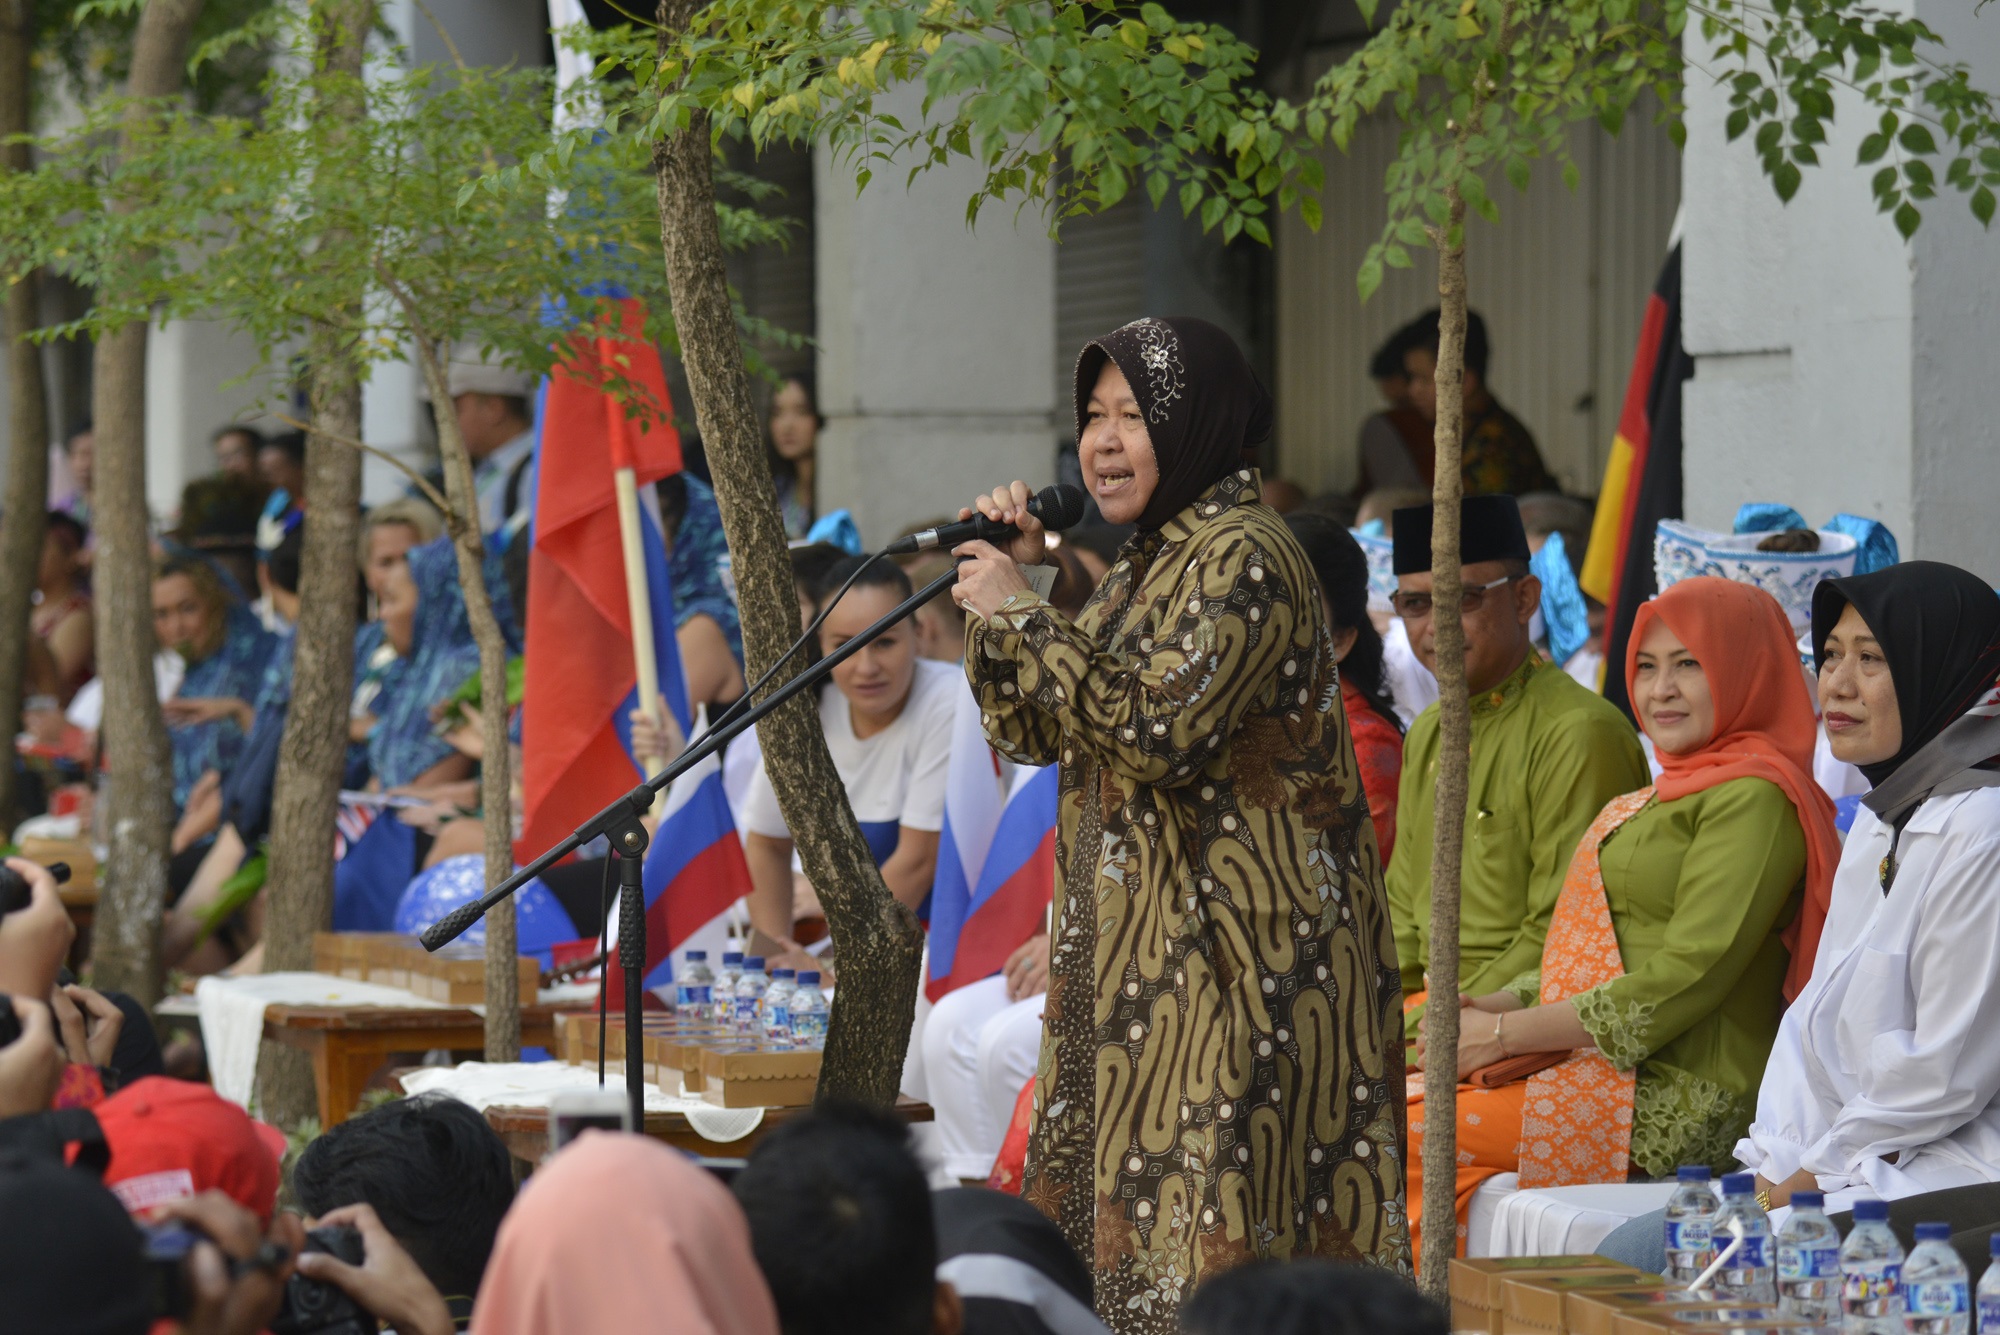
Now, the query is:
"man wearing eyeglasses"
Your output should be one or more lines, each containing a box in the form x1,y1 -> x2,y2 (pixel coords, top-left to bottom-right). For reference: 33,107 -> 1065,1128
1383,495 -> 1647,1032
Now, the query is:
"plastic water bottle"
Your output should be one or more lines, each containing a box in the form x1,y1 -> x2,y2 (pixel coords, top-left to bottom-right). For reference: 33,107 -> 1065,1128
1842,1198 -> 1905,1335
1664,1166 -> 1722,1286
712,951 -> 744,1025
1779,1190 -> 1843,1330
1904,1222 -> 1969,1334
1972,1234 -> 2000,1334
788,972 -> 827,1048
1711,1172 -> 1778,1302
675,950 -> 715,1013
732,957 -> 769,1032
762,968 -> 797,1041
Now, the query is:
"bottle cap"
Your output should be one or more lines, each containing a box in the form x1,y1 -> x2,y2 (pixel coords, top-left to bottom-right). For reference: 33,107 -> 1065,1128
686,950 -> 707,961
1917,1222 -> 1952,1242
798,971 -> 820,985
744,957 -> 766,970
1677,1166 -> 1711,1183
723,952 -> 744,964
1720,1172 -> 1754,1197
772,968 -> 795,979
1853,1199 -> 1889,1221
1791,1191 -> 1824,1209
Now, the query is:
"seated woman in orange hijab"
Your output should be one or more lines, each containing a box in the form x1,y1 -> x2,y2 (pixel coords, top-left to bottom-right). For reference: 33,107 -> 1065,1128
1406,576 -> 1842,1263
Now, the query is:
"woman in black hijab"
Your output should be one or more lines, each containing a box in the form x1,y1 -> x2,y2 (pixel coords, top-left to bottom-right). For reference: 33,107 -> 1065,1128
953,317 -> 1410,1332
1735,559 -> 2000,1212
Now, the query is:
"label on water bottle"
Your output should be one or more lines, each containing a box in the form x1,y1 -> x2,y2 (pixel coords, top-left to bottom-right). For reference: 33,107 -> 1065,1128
1844,1263 -> 1902,1316
1780,1245 -> 1841,1280
1726,1236 -> 1770,1271
734,996 -> 760,1026
676,984 -> 712,1010
1910,1281 -> 1970,1317
1665,1219 -> 1713,1255
766,1005 -> 791,1039
1976,1292 -> 2000,1332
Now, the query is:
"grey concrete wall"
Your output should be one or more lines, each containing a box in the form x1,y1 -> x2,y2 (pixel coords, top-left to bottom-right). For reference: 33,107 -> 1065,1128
1681,6 -> 1999,582
813,92 -> 1058,546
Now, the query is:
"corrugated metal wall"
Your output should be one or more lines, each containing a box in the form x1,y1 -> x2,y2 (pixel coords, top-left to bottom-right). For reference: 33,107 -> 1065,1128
1275,103 -> 1680,499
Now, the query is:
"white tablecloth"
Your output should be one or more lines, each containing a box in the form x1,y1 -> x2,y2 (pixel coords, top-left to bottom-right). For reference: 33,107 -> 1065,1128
193,972 -> 598,1112
398,1061 -> 765,1144
1466,1175 -> 1677,1258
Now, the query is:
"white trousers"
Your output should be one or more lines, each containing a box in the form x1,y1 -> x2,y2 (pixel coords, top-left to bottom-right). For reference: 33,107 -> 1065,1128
918,975 -> 1047,1179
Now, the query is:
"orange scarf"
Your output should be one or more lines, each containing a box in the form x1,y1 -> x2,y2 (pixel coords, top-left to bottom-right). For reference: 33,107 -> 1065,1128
1517,789 -> 1649,1188
1629,577 -> 1841,1000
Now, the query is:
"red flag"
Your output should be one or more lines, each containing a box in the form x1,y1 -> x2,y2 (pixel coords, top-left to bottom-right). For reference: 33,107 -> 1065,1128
516,299 -> 683,861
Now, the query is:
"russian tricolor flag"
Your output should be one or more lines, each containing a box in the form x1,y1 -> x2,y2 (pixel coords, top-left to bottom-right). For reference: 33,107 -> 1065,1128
518,297 -> 752,994
927,686 -> 1058,1001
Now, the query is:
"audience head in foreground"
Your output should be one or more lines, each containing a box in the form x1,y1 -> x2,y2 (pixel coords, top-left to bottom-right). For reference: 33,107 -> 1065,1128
293,1092 -> 515,1309
933,1187 -> 1105,1335
471,1131 -> 777,1335
1179,1259 -> 1448,1335
733,1101 -> 961,1335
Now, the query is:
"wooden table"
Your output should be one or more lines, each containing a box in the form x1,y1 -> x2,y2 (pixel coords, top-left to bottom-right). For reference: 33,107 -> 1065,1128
262,1002 -> 569,1128
473,1096 -> 935,1166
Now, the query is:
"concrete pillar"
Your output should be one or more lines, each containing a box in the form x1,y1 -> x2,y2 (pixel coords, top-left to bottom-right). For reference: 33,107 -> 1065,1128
813,88 -> 1058,546
1680,1 -> 2000,582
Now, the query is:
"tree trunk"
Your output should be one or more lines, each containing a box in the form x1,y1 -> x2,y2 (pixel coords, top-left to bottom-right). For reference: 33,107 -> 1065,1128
404,337 -> 518,1062
255,0 -> 374,1129
90,0 -> 205,1004
652,0 -> 923,1106
0,0 -> 49,834
1418,183 -> 1471,1298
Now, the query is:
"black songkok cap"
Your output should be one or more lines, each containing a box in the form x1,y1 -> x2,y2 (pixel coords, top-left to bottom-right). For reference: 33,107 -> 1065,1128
1391,494 -> 1531,575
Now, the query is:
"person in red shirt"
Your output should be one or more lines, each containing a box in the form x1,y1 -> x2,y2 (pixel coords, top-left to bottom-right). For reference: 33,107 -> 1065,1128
1286,513 -> 1404,864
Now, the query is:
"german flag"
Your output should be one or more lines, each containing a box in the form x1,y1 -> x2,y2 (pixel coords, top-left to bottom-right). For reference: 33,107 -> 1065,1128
1580,245 -> 1692,719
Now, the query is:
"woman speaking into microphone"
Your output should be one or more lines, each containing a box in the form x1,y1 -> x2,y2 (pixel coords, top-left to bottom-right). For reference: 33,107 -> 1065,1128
952,317 -> 1411,1328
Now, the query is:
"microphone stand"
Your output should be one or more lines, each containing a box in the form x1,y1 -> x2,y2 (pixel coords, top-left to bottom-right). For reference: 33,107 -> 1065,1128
421,561 -> 963,1130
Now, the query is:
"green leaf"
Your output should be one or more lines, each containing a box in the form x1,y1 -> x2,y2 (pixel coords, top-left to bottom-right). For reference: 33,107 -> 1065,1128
1504,156 -> 1530,192
1299,195 -> 1323,231
1146,171 -> 1170,208
1357,253 -> 1384,301
1894,200 -> 1921,238
1179,180 -> 1203,217
1200,193 -> 1227,231
1562,159 -> 1580,193
1455,13 -> 1481,38
1898,123 -> 1937,156
1773,160 -> 1802,201
1725,108 -> 1751,141
1244,216 -> 1271,246
1858,133 -> 1888,164
1974,186 -> 1997,228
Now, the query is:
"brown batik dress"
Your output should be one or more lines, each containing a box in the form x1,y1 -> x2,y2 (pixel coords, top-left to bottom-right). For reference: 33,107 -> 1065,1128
966,468 -> 1412,1333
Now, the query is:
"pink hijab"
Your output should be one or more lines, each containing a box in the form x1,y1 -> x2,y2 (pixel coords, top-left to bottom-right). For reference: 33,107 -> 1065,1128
470,1132 -> 779,1335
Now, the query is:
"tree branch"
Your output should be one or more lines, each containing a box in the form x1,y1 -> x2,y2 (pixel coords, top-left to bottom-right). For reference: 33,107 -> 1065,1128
269,410 -> 452,517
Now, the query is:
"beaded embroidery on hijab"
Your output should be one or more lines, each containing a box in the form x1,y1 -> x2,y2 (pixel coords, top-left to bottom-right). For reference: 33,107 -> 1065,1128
1073,316 -> 1272,531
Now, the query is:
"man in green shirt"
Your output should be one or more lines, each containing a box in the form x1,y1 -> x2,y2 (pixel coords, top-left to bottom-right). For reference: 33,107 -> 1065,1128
1384,495 -> 1649,1007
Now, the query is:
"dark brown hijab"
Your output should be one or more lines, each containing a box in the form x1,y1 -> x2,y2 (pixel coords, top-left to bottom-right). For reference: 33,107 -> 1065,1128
1073,317 -> 1272,531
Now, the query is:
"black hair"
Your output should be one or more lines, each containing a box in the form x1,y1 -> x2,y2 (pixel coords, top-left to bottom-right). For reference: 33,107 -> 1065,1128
65,420 -> 92,445
261,430 -> 307,466
1179,1260 -> 1448,1335
790,541 -> 850,608
1368,319 -> 1426,382
212,422 -> 265,448
732,1101 -> 937,1335
263,522 -> 305,596
765,369 -> 822,483
1405,307 -> 1491,379
290,1093 -> 515,1303
656,472 -> 689,544
43,512 -> 87,552
814,553 -> 913,617
1284,513 -> 1401,734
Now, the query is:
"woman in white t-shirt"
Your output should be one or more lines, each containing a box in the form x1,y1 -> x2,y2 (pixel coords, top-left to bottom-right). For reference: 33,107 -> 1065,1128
740,556 -> 958,963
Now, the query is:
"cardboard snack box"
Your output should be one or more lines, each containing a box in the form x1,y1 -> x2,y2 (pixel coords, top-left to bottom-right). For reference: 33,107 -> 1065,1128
1501,1271 -> 1663,1335
312,932 -> 405,981
1612,1305 -> 1810,1335
406,942 -> 541,1005
698,1043 -> 822,1109
1564,1288 -> 1702,1335
1447,1256 -> 1638,1334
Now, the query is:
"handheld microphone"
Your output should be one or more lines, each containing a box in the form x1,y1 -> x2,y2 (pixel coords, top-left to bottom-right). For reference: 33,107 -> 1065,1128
886,483 -> 1090,556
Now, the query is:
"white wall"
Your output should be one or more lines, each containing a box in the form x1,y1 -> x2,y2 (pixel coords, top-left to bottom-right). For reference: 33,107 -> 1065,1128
813,88 -> 1058,546
143,319 -> 294,522
1681,0 -> 2000,581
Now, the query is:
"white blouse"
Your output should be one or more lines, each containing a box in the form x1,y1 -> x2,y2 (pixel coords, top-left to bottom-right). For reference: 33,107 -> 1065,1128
1736,785 -> 2000,1203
